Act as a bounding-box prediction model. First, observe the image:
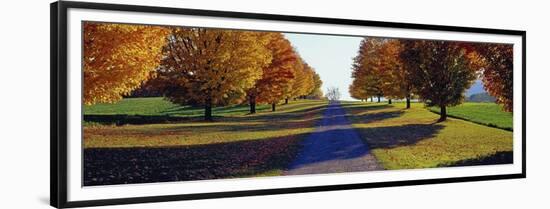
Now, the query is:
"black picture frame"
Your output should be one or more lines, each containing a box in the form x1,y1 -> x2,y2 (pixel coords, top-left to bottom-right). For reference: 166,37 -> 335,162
50,1 -> 526,208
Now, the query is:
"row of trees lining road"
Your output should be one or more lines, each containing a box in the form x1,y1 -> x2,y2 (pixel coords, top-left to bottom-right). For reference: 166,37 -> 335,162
349,37 -> 513,122
83,23 -> 323,121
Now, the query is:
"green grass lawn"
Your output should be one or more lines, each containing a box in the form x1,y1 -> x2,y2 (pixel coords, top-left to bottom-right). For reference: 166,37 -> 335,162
428,102 -> 513,131
84,98 -> 327,148
84,97 -> 275,117
341,101 -> 513,170
83,98 -> 327,184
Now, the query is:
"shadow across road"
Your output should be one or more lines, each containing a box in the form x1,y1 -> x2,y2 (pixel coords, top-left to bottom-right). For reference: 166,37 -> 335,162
284,102 -> 384,175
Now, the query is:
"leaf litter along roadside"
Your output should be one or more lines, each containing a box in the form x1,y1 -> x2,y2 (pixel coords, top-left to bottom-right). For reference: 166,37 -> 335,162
83,99 -> 326,186
341,101 -> 513,170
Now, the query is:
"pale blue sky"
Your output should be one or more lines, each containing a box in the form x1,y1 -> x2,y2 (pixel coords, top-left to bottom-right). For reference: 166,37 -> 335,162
284,33 -> 363,101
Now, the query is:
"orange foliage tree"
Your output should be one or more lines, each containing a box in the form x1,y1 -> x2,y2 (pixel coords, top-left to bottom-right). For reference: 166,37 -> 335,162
83,22 -> 170,105
157,28 -> 272,121
247,33 -> 297,113
307,72 -> 324,99
474,44 -> 514,112
377,39 -> 415,107
288,58 -> 315,100
301,64 -> 318,99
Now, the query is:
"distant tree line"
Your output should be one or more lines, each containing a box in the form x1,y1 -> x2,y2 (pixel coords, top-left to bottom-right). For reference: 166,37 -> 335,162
349,37 -> 513,122
467,92 -> 496,103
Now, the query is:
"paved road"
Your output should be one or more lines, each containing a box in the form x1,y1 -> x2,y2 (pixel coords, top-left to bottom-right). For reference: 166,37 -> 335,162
284,102 -> 383,175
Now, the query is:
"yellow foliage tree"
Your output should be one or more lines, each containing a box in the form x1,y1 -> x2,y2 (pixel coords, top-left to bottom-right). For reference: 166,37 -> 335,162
307,71 -> 324,99
289,58 -> 315,100
157,27 -> 272,120
83,22 -> 170,105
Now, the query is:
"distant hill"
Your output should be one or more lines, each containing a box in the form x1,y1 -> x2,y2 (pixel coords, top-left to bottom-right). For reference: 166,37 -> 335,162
467,92 -> 496,103
466,80 -> 485,97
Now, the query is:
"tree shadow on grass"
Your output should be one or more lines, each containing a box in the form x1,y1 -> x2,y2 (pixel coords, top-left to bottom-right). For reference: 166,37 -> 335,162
159,104 -> 268,116
347,110 -> 404,124
442,151 -> 513,167
157,101 -> 326,117
339,103 -> 391,112
232,104 -> 327,122
83,125 -> 380,186
84,103 -> 327,126
359,124 -> 445,149
84,114 -> 208,126
83,114 -> 448,186
225,104 -> 327,132
355,123 -> 513,168
153,119 -> 321,133
84,132 -> 311,186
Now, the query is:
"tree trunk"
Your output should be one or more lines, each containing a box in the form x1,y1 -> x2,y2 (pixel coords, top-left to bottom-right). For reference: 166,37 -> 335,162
271,103 -> 276,112
377,96 -> 381,103
370,97 -> 373,102
388,99 -> 392,104
249,96 -> 256,114
438,105 -> 447,122
406,96 -> 411,109
285,98 -> 289,104
205,97 -> 213,121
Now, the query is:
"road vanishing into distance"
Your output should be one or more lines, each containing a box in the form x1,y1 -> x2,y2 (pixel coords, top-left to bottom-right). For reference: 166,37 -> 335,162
284,102 -> 383,175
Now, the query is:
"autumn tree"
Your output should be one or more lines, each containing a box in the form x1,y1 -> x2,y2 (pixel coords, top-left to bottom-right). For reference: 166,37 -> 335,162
281,59 -> 300,104
350,38 -> 384,102
288,58 -> 315,100
301,63 -> 317,99
282,79 -> 294,104
349,82 -> 366,101
306,72 -> 324,99
247,33 -> 297,113
83,22 -> 170,105
473,44 -> 514,112
349,39 -> 368,101
401,40 -> 477,122
375,39 -> 416,107
157,27 -> 272,121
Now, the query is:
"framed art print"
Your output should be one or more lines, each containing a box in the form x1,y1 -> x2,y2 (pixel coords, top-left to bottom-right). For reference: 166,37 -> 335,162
51,1 -> 526,208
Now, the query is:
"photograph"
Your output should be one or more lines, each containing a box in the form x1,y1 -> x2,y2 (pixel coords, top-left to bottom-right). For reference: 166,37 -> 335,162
81,21 -> 514,186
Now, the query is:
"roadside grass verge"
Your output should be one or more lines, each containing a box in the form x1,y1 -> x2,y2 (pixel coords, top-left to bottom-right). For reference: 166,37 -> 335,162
85,97 -> 278,117
428,102 -> 513,131
341,101 -> 513,170
83,98 -> 327,185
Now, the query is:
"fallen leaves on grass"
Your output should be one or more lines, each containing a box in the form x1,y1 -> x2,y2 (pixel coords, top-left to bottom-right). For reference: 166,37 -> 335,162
343,102 -> 513,169
83,100 -> 325,185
